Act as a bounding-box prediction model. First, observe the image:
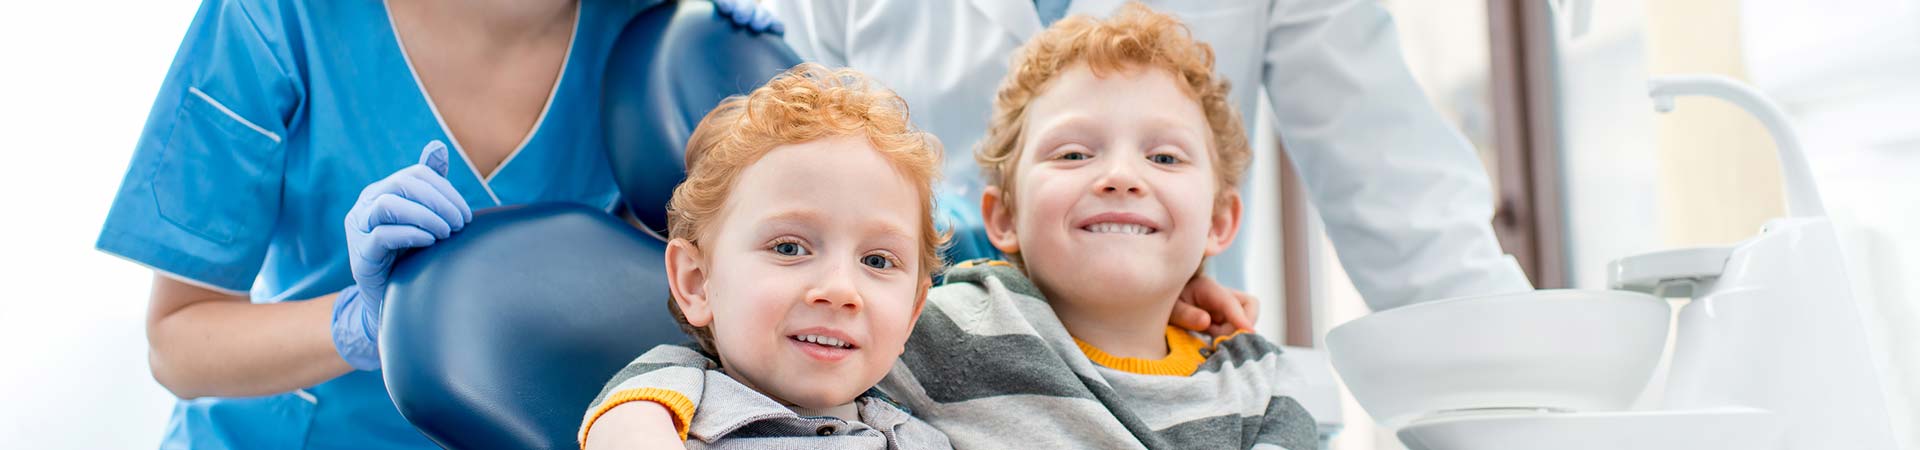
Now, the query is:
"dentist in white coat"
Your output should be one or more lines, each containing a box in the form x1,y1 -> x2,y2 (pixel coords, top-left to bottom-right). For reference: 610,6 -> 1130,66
761,0 -> 1532,311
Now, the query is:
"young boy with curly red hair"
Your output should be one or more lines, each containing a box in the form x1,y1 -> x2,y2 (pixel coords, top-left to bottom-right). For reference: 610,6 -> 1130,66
579,63 -> 951,449
892,3 -> 1313,448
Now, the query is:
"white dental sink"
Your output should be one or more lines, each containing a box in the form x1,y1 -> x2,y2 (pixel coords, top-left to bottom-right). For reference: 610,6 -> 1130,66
1325,289 -> 1671,426
1320,74 -> 1902,450
1396,407 -> 1780,450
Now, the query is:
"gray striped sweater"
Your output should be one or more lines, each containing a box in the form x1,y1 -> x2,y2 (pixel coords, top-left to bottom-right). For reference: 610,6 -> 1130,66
878,261 -> 1316,450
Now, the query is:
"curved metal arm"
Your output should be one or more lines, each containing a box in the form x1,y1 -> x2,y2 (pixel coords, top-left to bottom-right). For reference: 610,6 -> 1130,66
1648,74 -> 1826,217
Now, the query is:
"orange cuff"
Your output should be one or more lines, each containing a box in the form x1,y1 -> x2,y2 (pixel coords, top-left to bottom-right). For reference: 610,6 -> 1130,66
580,388 -> 697,446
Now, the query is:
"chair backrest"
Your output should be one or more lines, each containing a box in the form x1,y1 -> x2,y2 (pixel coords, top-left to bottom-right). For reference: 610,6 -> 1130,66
383,204 -> 678,450
380,2 -> 801,448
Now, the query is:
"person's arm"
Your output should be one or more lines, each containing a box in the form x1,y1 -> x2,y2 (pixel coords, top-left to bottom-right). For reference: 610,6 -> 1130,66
98,0 -> 326,398
145,275 -> 352,398
1259,0 -> 1532,311
142,142 -> 466,398
583,402 -> 687,450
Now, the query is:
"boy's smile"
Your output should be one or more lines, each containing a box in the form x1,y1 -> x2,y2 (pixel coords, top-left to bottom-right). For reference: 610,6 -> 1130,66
787,327 -> 859,361
1075,211 -> 1161,236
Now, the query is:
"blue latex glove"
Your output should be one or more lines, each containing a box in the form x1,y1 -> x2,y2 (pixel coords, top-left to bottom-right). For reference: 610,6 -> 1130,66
332,140 -> 472,371
713,0 -> 785,34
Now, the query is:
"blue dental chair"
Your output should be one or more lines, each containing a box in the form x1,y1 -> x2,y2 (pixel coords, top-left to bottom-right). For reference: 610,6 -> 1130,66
378,2 -> 800,449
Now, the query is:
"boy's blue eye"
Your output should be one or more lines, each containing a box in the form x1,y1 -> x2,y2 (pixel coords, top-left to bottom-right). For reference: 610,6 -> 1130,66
1060,151 -> 1089,161
773,242 -> 808,256
1149,154 -> 1180,164
862,254 -> 894,269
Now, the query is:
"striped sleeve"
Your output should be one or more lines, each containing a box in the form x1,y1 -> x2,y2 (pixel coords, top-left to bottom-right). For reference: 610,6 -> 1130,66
1250,396 -> 1317,450
1108,331 -> 1317,450
579,345 -> 712,444
1216,333 -> 1317,450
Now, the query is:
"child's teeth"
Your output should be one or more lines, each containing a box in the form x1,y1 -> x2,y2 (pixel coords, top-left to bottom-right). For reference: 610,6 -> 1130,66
1087,223 -> 1150,235
796,334 -> 849,349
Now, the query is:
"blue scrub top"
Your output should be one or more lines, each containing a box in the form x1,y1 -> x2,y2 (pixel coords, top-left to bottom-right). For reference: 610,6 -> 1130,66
97,0 -> 657,448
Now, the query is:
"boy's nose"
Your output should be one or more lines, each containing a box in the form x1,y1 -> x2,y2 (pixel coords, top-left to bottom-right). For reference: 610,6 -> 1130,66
808,263 -> 863,311
1096,161 -> 1146,196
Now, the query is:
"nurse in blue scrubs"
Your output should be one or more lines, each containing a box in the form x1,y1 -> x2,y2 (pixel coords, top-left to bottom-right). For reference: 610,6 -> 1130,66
96,0 -> 774,448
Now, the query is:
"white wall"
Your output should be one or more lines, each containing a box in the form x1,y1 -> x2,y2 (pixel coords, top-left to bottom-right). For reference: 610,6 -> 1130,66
0,1 -> 202,448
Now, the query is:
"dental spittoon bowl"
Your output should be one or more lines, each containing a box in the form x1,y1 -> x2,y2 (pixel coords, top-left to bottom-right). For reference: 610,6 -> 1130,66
1326,289 -> 1671,426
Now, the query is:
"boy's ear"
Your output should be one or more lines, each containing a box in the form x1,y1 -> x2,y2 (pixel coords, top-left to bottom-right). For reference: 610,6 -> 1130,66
1205,192 -> 1243,256
981,186 -> 1021,256
905,276 -> 933,335
665,238 -> 714,327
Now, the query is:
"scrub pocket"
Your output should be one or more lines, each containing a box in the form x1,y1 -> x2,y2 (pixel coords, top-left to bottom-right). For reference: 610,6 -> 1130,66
160,390 -> 316,450
149,88 -> 284,245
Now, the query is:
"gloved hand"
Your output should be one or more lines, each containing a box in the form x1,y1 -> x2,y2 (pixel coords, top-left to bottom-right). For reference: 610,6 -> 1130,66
713,0 -> 785,34
332,140 -> 473,371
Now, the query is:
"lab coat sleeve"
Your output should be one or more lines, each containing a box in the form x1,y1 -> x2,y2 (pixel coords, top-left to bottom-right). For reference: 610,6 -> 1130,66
763,0 -> 853,67
96,0 -> 298,294
1260,0 -> 1532,310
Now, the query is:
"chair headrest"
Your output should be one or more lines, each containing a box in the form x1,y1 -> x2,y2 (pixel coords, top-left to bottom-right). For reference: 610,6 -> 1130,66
604,0 -> 802,239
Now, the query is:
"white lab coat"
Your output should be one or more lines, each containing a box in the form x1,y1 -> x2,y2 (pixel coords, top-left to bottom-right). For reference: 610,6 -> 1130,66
766,0 -> 1532,311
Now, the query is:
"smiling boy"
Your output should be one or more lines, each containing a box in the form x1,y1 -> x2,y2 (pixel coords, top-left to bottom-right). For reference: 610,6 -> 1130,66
871,3 -> 1317,448
578,63 -> 950,449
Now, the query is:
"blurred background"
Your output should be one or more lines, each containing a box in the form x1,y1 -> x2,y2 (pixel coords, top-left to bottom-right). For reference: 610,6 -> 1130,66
1,0 -> 1914,448
1320,0 -> 1920,448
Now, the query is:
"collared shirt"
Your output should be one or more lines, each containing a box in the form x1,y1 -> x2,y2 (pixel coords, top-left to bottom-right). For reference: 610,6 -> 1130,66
582,345 -> 952,449
583,262 -> 1318,450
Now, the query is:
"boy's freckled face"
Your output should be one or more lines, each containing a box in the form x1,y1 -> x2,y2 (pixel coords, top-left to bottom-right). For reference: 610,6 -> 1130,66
999,64 -> 1230,307
696,134 -> 927,409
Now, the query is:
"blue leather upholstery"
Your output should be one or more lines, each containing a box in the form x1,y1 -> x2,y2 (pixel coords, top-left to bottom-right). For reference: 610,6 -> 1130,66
382,204 -> 677,449
380,2 -> 801,448
606,0 -> 800,237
